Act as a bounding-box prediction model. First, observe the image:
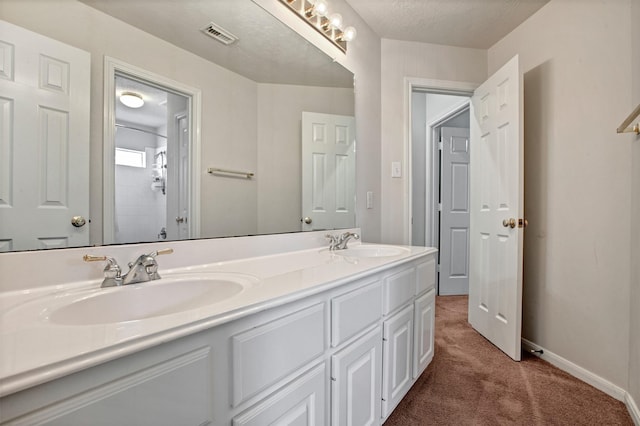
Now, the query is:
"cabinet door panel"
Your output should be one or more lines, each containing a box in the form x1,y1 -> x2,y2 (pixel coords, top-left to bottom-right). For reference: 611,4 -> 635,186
413,289 -> 435,378
382,305 -> 414,419
331,327 -> 382,426
233,363 -> 326,426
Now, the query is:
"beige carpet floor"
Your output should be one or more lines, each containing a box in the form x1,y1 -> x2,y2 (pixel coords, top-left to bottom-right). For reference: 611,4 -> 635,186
384,295 -> 633,425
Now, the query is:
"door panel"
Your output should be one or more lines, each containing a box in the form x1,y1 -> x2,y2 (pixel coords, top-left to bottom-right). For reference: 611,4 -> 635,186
469,55 -> 524,361
331,327 -> 382,426
0,20 -> 90,251
382,305 -> 413,419
439,127 -> 470,295
413,288 -> 435,378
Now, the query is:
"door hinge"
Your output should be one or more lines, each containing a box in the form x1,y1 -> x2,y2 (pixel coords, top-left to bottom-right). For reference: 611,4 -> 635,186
438,203 -> 442,211
437,264 -> 440,272
438,141 -> 443,151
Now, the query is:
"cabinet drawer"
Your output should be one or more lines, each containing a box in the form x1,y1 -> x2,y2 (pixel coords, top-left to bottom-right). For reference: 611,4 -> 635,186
383,267 -> 416,315
232,303 -> 326,406
233,363 -> 326,426
416,257 -> 436,295
331,279 -> 382,347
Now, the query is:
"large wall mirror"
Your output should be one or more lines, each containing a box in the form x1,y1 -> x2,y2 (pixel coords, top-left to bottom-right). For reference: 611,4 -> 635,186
0,0 -> 355,252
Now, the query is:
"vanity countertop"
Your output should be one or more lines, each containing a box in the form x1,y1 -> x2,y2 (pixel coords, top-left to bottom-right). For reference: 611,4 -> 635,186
0,243 -> 437,397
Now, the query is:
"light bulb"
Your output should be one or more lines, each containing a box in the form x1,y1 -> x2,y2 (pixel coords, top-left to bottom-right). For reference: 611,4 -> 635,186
328,13 -> 343,29
313,0 -> 328,17
342,26 -> 357,42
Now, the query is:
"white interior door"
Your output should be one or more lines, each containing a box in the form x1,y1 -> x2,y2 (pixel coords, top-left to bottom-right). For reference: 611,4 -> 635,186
439,126 -> 470,295
301,112 -> 355,231
0,20 -> 90,251
166,111 -> 189,241
468,55 -> 524,361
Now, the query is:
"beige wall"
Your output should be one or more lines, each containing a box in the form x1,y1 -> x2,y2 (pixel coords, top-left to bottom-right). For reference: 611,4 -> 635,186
489,0 -> 633,388
256,84 -> 354,234
331,0 -> 383,243
379,39 -> 487,244
629,0 -> 640,410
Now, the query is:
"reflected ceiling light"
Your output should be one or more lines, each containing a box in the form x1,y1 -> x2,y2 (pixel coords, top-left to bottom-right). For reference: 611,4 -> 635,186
340,26 -> 357,42
313,0 -> 329,17
120,92 -> 144,108
281,0 -> 356,53
328,13 -> 343,30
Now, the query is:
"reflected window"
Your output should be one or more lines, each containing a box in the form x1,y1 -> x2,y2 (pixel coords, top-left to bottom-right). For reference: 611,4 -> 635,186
115,147 -> 146,168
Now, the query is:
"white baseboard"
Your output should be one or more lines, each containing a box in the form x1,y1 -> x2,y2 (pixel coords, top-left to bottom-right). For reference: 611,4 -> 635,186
625,391 -> 640,426
521,339 -> 626,401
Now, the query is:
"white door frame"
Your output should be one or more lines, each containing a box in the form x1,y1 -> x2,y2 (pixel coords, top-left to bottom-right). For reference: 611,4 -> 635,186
103,57 -> 201,244
405,77 -> 476,246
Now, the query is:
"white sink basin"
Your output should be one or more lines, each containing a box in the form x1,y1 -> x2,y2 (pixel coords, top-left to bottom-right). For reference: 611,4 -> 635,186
3,273 -> 259,327
323,244 -> 410,258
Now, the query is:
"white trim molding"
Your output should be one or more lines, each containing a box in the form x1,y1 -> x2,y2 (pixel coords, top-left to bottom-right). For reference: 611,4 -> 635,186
403,77 -> 477,245
625,391 -> 640,425
521,339 -> 627,401
103,57 -> 202,244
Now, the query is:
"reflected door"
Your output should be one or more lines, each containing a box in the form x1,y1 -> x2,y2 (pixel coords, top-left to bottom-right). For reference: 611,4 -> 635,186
301,112 -> 355,231
439,126 -> 470,295
469,55 -> 524,361
0,20 -> 90,251
166,111 -> 189,240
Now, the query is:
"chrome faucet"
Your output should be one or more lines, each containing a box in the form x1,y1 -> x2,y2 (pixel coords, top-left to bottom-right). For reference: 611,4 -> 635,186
84,248 -> 174,288
326,233 -> 341,250
326,231 -> 360,251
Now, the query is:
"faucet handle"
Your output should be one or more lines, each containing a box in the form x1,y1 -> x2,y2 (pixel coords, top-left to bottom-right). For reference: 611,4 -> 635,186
83,254 -> 107,262
145,248 -> 173,280
83,254 -> 120,273
150,248 -> 174,258
83,254 -> 122,287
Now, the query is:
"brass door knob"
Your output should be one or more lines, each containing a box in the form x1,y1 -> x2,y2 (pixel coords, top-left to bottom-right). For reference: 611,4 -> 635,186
71,216 -> 86,227
502,218 -> 516,229
303,217 -> 312,224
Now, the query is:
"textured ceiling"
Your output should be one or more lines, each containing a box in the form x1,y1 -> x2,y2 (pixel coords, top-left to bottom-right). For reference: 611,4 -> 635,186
80,0 -> 353,88
344,0 -> 549,49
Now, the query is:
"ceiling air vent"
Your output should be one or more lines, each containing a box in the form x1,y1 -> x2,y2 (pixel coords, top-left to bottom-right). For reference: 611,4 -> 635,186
201,22 -> 238,45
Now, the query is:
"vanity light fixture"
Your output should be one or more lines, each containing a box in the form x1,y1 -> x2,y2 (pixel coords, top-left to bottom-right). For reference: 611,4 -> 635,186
280,0 -> 356,53
119,92 -> 144,109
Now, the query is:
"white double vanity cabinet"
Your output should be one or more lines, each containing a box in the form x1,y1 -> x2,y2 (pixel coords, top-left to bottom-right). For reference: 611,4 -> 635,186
0,237 -> 437,426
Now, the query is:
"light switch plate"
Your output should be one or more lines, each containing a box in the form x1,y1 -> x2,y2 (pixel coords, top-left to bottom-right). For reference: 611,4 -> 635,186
391,161 -> 402,178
